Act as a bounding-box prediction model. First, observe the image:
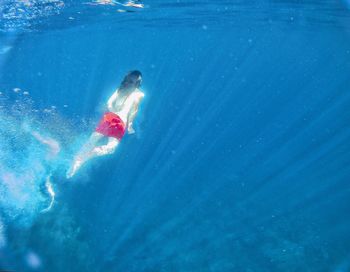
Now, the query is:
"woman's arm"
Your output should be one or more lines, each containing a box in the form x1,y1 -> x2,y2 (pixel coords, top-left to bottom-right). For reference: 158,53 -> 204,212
126,92 -> 144,134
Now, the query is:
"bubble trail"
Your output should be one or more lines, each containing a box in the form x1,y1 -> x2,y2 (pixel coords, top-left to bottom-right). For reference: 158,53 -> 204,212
41,176 -> 55,213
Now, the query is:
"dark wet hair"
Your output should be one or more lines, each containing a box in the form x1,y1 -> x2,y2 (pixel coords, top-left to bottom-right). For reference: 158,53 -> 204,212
120,70 -> 142,90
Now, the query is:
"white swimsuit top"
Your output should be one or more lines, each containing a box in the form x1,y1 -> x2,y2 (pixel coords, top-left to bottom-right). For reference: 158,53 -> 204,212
108,88 -> 144,124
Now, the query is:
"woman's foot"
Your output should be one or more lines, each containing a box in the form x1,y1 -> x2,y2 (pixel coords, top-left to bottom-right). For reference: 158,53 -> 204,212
66,157 -> 83,179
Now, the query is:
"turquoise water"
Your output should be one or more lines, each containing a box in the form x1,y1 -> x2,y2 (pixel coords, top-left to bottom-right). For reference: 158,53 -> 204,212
1,1 -> 350,271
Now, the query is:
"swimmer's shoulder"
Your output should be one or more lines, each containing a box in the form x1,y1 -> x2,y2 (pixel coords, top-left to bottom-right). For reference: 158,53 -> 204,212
134,88 -> 145,101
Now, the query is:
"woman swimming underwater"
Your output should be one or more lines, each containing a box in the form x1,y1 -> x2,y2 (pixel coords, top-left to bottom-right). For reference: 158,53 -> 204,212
66,70 -> 144,178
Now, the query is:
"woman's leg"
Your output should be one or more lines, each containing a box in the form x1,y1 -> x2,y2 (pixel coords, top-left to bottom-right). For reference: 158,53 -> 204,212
89,137 -> 119,157
67,133 -> 119,178
66,132 -> 105,178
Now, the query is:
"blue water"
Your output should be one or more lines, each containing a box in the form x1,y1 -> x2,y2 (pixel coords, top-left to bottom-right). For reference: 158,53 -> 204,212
1,0 -> 350,271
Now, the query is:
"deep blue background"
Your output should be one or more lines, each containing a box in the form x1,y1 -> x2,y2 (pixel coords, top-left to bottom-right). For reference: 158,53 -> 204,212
1,1 -> 350,271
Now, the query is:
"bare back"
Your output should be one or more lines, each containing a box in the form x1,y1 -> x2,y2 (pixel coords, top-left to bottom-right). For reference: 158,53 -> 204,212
107,88 -> 144,124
